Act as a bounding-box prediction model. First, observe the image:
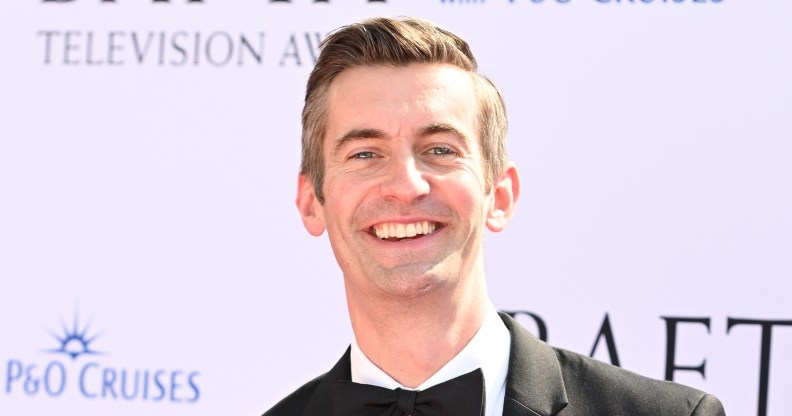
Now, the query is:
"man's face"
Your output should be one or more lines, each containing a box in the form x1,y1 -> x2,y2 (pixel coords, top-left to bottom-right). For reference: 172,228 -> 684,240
297,64 -> 513,298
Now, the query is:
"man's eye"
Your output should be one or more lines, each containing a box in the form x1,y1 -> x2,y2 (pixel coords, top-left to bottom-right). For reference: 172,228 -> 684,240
351,151 -> 376,159
429,147 -> 458,156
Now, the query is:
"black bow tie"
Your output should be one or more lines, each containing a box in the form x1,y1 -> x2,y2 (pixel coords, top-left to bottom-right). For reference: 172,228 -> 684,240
331,368 -> 485,416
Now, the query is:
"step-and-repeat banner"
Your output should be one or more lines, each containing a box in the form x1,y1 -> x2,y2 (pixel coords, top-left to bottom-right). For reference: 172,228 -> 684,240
1,1 -> 790,415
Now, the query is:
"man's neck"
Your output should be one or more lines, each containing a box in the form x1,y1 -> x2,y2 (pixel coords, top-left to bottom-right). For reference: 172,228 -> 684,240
345,271 -> 490,388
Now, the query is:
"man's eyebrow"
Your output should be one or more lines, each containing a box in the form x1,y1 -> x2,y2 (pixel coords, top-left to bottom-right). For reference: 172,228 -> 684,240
333,124 -> 472,154
334,128 -> 387,154
419,123 -> 472,149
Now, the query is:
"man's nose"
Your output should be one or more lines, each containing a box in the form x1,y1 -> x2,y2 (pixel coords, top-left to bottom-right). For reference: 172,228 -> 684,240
379,154 -> 430,202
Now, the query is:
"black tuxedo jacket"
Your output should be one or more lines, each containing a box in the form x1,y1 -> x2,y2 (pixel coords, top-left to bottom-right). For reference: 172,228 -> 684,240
263,314 -> 725,416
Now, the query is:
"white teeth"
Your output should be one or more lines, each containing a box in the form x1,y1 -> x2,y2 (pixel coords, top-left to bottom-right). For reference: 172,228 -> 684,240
373,221 -> 439,239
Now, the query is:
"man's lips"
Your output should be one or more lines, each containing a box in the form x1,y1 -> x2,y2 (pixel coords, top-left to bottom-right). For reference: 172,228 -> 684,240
371,221 -> 439,240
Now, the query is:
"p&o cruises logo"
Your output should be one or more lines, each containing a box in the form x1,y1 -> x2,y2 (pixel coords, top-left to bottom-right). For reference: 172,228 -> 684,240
4,312 -> 200,403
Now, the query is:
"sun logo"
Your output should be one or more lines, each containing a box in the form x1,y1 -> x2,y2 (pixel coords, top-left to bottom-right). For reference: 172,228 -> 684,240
47,312 -> 102,360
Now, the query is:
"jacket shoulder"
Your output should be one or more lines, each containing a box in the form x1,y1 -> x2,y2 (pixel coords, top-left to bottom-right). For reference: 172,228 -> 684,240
262,347 -> 352,416
262,373 -> 325,416
553,348 -> 725,416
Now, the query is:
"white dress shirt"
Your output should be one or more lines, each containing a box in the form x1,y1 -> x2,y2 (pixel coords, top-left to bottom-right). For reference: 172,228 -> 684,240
351,305 -> 511,416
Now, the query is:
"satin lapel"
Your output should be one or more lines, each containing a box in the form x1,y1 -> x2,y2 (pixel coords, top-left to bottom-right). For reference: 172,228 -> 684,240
301,347 -> 352,416
499,313 -> 569,416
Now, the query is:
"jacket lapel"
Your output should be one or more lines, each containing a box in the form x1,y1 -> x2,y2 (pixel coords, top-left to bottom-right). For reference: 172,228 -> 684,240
301,348 -> 352,416
500,313 -> 569,416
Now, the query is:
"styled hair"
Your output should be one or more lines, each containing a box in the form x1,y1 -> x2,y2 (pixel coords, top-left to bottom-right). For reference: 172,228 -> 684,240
301,17 -> 508,203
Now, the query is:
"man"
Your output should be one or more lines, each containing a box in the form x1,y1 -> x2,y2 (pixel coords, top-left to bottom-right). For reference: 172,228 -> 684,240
264,17 -> 725,416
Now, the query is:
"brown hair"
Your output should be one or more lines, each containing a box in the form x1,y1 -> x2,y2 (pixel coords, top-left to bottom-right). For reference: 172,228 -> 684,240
301,17 -> 508,203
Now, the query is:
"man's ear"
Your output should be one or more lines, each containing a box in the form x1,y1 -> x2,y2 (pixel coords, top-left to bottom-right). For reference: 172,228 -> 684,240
486,162 -> 520,232
296,174 -> 326,237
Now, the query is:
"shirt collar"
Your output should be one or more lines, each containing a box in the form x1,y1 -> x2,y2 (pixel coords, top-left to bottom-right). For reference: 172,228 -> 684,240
350,305 -> 511,414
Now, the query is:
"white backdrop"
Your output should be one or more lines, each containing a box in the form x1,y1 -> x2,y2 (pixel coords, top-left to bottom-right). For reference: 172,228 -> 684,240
1,1 -> 790,415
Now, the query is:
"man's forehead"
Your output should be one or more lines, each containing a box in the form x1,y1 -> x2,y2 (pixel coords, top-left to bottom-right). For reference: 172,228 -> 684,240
326,63 -> 476,101
323,64 -> 479,143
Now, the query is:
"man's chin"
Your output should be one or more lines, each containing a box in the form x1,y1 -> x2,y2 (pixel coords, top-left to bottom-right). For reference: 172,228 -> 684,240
368,263 -> 452,300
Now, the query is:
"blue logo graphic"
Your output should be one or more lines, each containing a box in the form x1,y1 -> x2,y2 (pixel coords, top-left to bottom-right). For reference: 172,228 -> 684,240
47,312 -> 102,360
5,310 -> 201,402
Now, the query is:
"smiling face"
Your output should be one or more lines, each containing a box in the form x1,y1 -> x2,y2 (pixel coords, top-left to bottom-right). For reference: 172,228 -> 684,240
297,64 -> 517,299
